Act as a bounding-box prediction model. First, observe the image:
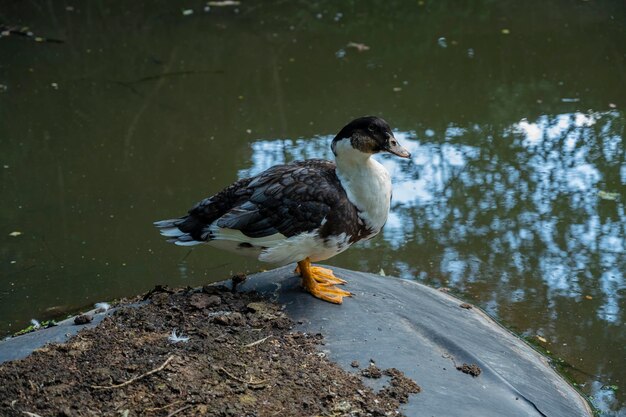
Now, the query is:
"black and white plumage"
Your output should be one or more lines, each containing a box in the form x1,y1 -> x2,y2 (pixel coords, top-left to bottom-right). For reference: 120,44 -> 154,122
155,116 -> 410,303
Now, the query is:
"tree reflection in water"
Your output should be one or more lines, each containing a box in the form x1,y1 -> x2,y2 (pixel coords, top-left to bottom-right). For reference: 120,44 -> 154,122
241,110 -> 624,411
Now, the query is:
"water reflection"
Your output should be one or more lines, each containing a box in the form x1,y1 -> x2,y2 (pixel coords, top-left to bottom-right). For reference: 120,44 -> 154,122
242,111 -> 624,410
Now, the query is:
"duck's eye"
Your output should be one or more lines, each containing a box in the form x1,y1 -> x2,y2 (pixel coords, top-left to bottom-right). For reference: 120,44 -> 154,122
368,124 -> 376,132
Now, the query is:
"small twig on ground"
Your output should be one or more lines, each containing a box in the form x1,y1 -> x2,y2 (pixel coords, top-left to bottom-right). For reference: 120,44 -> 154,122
166,404 -> 194,417
219,367 -> 266,385
22,412 -> 43,417
90,355 -> 175,390
244,335 -> 272,348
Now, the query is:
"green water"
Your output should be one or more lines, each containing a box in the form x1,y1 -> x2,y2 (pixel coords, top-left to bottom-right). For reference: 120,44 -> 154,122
1,1 -> 624,413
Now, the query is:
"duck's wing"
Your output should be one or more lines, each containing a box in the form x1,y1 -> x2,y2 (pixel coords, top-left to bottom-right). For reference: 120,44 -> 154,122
155,160 -> 345,246
217,161 -> 340,238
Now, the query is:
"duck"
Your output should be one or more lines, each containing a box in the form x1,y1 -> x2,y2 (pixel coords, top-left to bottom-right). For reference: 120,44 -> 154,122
155,116 -> 410,304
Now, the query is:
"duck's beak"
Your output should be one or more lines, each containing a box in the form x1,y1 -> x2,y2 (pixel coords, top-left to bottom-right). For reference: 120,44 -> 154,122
386,136 -> 411,158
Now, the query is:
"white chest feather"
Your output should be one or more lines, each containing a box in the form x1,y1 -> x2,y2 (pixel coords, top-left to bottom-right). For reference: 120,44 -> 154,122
334,142 -> 392,235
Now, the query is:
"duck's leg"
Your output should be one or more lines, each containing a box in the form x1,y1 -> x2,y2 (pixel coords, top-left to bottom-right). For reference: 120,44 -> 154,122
294,263 -> 347,285
296,258 -> 352,304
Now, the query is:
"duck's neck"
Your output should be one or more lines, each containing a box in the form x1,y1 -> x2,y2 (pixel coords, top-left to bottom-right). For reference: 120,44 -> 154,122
334,144 -> 374,177
333,141 -> 392,235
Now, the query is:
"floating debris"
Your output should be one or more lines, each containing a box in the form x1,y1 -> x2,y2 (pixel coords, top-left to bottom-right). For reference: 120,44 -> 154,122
334,12 -> 343,22
536,335 -> 547,343
335,49 -> 346,59
30,319 -> 41,329
8,231 -> 22,237
467,48 -> 475,58
169,329 -> 190,343
561,97 -> 580,103
598,191 -> 619,201
51,82 -> 59,90
347,42 -> 369,52
207,0 -> 240,6
379,268 -> 386,276
437,37 -> 447,48
182,9 -> 194,16
501,28 -> 510,35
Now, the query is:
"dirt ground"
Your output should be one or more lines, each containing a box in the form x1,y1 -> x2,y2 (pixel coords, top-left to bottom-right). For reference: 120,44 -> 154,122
0,284 -> 420,417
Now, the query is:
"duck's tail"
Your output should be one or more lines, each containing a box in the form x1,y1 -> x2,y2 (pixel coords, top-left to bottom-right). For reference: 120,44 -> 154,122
154,217 -> 208,246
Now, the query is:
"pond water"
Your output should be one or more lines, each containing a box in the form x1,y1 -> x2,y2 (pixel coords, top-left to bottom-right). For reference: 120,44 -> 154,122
1,1 -> 624,414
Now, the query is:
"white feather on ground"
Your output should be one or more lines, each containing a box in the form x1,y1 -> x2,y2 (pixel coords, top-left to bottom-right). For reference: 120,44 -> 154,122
168,329 -> 190,343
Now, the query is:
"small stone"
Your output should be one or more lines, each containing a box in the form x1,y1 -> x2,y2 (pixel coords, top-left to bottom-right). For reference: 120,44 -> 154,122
207,295 -> 221,306
73,314 -> 92,325
189,293 -> 221,309
459,303 -> 472,309
229,312 -> 245,326
246,302 -> 269,313
213,313 -> 244,326
350,360 -> 360,368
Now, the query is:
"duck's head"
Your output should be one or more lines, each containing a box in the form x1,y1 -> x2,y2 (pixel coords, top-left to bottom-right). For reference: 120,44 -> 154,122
331,116 -> 410,160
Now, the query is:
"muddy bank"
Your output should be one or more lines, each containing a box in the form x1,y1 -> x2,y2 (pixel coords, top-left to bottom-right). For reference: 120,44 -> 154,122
0,266 -> 593,416
0,284 -> 419,417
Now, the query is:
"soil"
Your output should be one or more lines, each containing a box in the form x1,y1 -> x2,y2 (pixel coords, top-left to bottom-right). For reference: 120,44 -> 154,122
0,285 -> 421,417
456,363 -> 482,377
361,364 -> 383,379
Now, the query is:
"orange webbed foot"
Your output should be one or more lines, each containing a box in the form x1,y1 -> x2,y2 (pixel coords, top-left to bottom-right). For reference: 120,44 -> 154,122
296,258 -> 352,304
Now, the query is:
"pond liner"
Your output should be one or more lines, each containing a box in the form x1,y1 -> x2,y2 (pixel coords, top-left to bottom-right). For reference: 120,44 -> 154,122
0,265 -> 592,417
